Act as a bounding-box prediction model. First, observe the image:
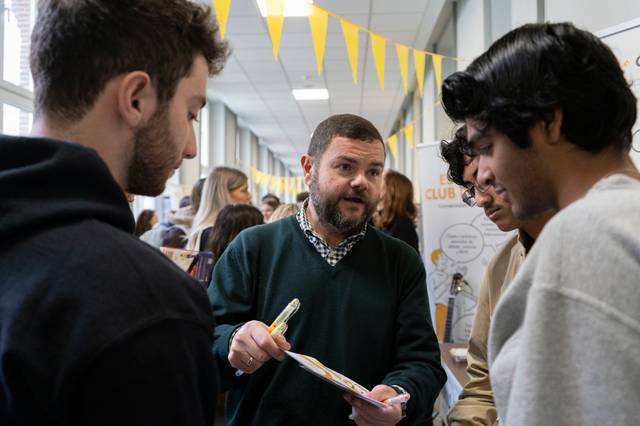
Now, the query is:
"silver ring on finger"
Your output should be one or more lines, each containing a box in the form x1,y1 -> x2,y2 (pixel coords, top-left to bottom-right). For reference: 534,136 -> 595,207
245,355 -> 254,367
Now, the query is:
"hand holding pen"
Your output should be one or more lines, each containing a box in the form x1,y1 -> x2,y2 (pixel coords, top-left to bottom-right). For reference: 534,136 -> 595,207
228,298 -> 300,377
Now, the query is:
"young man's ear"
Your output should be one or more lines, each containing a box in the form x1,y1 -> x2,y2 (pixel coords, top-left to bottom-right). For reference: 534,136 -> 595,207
544,109 -> 564,144
117,71 -> 156,128
301,154 -> 314,187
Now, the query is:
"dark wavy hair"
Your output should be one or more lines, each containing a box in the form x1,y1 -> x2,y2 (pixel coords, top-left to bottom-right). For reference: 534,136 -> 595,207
442,22 -> 637,153
440,126 -> 471,186
204,204 -> 263,263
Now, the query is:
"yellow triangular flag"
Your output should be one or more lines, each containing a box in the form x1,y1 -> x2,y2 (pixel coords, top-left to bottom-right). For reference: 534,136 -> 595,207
395,43 -> 409,95
431,53 -> 444,99
404,124 -> 414,147
212,0 -> 232,39
414,49 -> 426,97
387,134 -> 398,158
265,0 -> 285,59
340,19 -> 359,83
370,32 -> 386,90
308,5 -> 328,75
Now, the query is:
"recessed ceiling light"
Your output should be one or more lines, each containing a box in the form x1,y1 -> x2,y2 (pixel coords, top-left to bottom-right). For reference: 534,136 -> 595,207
292,88 -> 329,101
256,0 -> 313,17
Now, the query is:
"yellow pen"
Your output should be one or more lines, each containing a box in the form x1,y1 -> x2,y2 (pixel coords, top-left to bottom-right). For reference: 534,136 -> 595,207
235,298 -> 300,377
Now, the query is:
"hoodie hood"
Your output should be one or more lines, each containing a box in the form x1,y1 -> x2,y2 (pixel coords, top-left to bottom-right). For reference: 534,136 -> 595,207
0,136 -> 134,242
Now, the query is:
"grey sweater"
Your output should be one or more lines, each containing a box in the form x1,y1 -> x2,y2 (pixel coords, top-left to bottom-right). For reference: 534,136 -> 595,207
488,174 -> 640,425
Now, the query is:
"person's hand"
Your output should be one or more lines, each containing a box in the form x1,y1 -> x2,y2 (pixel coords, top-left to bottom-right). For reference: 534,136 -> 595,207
228,320 -> 291,374
344,384 -> 403,426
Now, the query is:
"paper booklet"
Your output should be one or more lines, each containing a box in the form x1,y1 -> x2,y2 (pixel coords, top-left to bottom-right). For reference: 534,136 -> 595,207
284,351 -> 387,409
160,247 -> 215,288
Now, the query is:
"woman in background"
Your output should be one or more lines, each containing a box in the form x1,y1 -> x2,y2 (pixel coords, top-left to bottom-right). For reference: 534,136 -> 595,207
205,204 -> 263,265
187,167 -> 251,250
268,203 -> 299,223
169,177 -> 205,231
134,209 -> 157,237
374,170 -> 420,252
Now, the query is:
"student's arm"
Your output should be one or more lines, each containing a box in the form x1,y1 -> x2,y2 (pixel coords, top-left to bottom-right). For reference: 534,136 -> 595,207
76,321 -> 217,426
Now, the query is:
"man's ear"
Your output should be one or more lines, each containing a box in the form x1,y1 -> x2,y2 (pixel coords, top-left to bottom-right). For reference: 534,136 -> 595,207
116,71 -> 156,128
301,154 -> 314,187
545,109 -> 563,145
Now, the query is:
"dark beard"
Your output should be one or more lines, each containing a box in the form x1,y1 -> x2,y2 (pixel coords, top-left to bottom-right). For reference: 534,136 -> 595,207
126,105 -> 178,196
309,171 -> 375,236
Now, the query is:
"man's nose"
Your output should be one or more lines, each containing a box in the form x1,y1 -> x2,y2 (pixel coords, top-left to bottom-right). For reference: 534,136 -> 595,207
475,189 -> 492,208
476,156 -> 495,189
351,171 -> 368,190
183,125 -> 197,159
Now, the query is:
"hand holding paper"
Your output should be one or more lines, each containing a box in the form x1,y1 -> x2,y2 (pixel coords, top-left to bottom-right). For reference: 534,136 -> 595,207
345,384 -> 404,425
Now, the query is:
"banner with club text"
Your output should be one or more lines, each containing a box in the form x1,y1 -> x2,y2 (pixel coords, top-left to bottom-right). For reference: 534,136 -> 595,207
417,142 -> 515,343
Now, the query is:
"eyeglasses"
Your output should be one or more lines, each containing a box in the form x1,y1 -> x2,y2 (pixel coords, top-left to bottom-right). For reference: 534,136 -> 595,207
461,183 -> 490,207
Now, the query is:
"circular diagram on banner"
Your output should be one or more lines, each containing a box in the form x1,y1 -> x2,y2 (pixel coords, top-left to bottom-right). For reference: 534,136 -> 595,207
632,128 -> 640,153
440,223 -> 484,263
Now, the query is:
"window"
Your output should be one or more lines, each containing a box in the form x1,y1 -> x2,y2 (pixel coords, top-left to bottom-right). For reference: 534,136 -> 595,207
1,0 -> 36,134
2,103 -> 31,135
2,0 -> 36,91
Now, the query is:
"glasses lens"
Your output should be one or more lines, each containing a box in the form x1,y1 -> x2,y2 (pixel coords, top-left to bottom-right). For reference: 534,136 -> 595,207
462,190 -> 476,207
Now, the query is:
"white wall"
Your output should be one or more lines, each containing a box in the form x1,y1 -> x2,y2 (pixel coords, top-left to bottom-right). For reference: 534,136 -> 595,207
545,0 -> 640,32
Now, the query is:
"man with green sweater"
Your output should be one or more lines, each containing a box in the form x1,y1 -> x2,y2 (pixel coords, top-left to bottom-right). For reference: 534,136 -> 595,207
209,114 -> 445,425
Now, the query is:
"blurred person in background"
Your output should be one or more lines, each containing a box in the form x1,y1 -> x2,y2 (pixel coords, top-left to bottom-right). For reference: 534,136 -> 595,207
188,166 -> 251,251
134,209 -> 158,237
295,190 -> 309,207
260,193 -> 280,222
170,177 -> 205,230
374,170 -> 419,253
204,204 -> 264,266
268,203 -> 299,223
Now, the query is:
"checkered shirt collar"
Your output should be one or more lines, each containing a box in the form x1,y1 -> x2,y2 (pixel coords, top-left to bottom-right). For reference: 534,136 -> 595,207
295,199 -> 367,266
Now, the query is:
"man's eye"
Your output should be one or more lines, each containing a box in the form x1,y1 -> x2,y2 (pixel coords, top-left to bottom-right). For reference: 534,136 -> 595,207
476,144 -> 492,155
338,164 -> 351,171
368,169 -> 381,177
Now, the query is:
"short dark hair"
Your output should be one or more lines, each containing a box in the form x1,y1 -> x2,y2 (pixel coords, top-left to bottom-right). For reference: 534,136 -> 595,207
442,22 -> 637,153
31,0 -> 230,122
439,126 -> 470,186
308,114 -> 384,159
261,194 -> 280,208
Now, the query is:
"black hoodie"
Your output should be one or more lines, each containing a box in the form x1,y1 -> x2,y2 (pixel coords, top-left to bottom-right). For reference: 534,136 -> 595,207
0,136 -> 218,425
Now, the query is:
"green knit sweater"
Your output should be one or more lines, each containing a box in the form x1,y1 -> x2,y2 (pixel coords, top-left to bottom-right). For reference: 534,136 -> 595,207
209,216 -> 445,425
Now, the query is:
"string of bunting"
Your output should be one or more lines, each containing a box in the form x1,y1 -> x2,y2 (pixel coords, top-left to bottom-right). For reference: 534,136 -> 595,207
211,0 -> 462,97
250,166 -> 306,195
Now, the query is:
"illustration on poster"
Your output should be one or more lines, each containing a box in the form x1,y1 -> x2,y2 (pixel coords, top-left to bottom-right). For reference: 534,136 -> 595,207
428,212 -> 511,342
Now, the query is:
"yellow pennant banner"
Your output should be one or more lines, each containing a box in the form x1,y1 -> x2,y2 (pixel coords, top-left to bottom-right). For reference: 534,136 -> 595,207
387,134 -> 398,158
395,43 -> 409,95
251,167 -> 305,195
404,123 -> 414,147
308,5 -> 328,75
414,49 -> 426,98
431,53 -> 444,99
340,19 -> 359,83
370,33 -> 386,90
265,0 -> 285,59
212,0 -> 232,39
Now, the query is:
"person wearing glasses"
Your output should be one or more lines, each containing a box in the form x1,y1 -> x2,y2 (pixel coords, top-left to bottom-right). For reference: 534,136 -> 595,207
439,126 -> 554,426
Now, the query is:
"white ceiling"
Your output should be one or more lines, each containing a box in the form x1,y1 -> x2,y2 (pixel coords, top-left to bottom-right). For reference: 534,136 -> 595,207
206,0 -> 436,174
